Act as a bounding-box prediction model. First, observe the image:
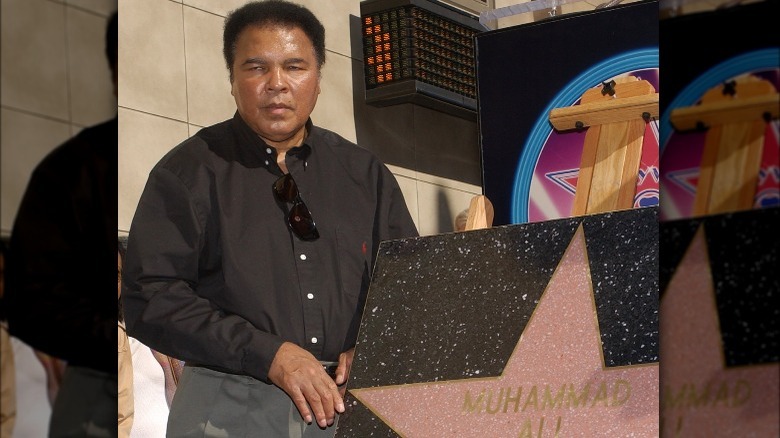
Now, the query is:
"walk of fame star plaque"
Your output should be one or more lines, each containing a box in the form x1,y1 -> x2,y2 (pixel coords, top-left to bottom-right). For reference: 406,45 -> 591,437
336,207 -> 659,437
660,206 -> 779,436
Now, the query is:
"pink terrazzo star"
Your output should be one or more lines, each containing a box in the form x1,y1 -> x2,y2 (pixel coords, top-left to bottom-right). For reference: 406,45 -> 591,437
660,226 -> 779,437
349,226 -> 659,437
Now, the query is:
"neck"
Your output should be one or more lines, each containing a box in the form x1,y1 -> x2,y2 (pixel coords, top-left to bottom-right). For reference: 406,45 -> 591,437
261,127 -> 307,155
270,126 -> 307,174
277,151 -> 289,174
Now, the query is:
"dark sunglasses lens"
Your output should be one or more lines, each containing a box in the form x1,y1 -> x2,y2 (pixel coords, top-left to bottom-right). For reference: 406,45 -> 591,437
288,202 -> 319,241
273,174 -> 297,202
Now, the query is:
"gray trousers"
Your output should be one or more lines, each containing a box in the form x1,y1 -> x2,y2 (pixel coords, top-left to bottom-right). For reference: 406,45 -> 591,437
49,366 -> 117,437
167,365 -> 336,438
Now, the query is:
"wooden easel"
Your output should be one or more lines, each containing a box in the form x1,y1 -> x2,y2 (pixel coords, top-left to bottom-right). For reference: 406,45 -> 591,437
549,76 -> 659,215
464,195 -> 494,231
669,75 -> 779,215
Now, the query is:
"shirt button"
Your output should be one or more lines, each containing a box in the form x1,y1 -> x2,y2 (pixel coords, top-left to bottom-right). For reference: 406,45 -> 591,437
311,337 -> 318,344
307,293 -> 314,300
266,147 -> 272,154
264,160 -> 269,166
299,254 -> 307,261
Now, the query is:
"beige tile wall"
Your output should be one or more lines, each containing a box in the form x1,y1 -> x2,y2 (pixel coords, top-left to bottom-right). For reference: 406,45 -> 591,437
0,2 -> 116,436
491,0 -> 731,28
118,0 -> 483,236
491,0 -> 648,28
0,0 -> 117,236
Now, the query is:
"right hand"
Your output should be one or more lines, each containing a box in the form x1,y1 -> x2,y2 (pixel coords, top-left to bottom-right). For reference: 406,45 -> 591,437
268,342 -> 345,428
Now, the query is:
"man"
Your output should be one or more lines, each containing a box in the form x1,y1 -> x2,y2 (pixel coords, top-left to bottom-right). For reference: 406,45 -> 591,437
121,1 -> 418,436
5,11 -> 118,437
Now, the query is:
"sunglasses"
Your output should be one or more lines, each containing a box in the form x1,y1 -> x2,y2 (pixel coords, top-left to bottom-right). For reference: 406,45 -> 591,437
273,173 -> 320,241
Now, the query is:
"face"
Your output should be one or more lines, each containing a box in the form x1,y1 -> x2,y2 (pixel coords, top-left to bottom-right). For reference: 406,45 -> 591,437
230,25 -> 321,150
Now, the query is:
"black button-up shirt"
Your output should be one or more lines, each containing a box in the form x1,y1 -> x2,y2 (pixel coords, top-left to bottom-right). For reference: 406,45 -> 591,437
122,113 -> 418,382
6,117 -> 117,374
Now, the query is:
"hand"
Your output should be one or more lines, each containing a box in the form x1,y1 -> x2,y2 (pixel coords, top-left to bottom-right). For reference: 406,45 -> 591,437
268,342 -> 344,428
335,348 -> 354,396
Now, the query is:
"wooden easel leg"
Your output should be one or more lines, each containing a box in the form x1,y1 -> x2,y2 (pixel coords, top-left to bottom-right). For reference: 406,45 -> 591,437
692,126 -> 721,216
737,121 -> 766,209
586,120 -> 644,214
704,121 -> 765,214
571,125 -> 600,216
616,120 -> 647,209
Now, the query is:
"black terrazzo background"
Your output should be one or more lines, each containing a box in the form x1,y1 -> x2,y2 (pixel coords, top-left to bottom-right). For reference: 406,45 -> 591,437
703,207 -> 779,366
339,402 -> 397,438
659,218 -> 701,296
351,216 -> 580,388
659,207 -> 779,367
336,207 -> 659,436
583,208 -> 659,366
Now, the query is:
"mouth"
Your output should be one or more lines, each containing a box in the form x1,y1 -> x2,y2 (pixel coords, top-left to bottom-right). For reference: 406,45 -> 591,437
263,103 -> 293,116
264,103 -> 292,110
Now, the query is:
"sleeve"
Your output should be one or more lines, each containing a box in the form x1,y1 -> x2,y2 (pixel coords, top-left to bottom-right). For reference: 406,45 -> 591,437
121,167 -> 284,382
378,164 -> 419,241
5,159 -> 114,372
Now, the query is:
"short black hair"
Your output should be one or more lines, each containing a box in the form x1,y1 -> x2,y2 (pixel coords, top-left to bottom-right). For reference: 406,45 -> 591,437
223,0 -> 325,81
106,11 -> 117,74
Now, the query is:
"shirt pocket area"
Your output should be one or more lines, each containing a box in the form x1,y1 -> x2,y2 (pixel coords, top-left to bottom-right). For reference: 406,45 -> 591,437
335,226 -> 372,300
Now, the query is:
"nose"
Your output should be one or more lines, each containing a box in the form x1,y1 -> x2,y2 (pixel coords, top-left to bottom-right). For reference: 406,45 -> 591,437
267,67 -> 288,92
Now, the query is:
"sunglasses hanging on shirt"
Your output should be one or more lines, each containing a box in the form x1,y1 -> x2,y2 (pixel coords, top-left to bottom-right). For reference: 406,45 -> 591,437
273,173 -> 320,241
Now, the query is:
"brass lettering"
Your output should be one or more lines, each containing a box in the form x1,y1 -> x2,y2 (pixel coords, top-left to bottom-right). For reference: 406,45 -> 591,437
611,379 -> 631,406
463,389 -> 485,413
732,379 -> 751,407
675,414 -> 684,437
661,414 -> 685,437
465,379 -> 638,416
713,381 -> 730,406
542,385 -> 565,410
663,380 -> 754,411
686,382 -> 711,408
486,388 -> 505,414
518,419 -> 533,438
662,384 -> 686,409
522,386 -> 539,412
516,416 -> 563,437
566,383 -> 590,408
590,381 -> 609,408
504,387 -> 523,413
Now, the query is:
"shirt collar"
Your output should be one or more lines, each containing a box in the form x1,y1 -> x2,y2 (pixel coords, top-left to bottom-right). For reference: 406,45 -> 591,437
231,112 -> 313,171
288,118 -> 313,161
